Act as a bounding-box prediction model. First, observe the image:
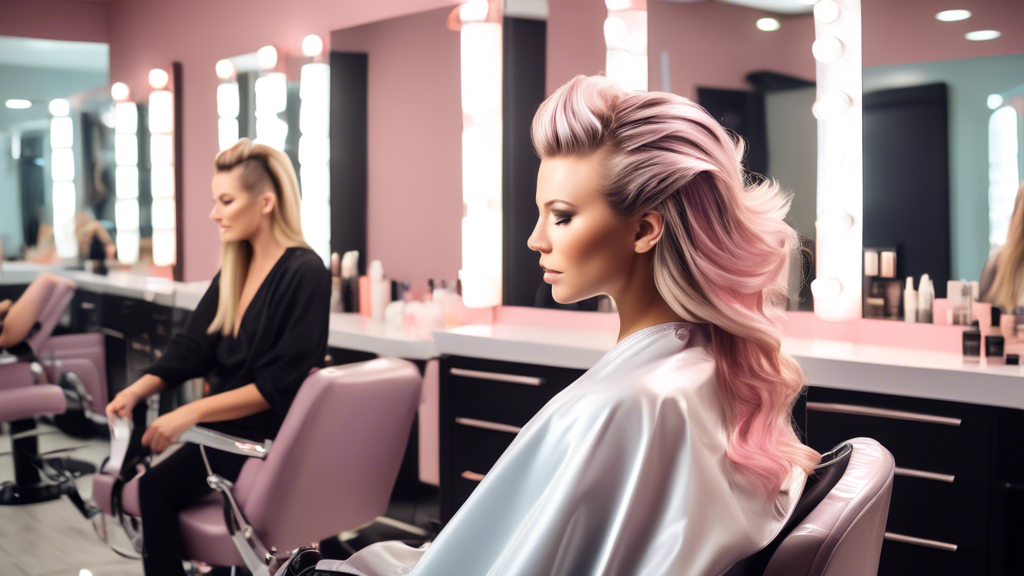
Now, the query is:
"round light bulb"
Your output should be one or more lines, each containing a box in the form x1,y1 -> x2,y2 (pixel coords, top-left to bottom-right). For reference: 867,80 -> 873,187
5,99 -> 31,110
811,277 -> 843,301
257,45 -> 279,71
987,94 -> 1004,110
816,208 -> 854,237
812,37 -> 844,63
459,0 -> 489,22
935,10 -> 971,22
302,34 -> 324,58
49,99 -> 70,117
111,82 -> 130,102
216,59 -> 235,81
605,0 -> 632,10
812,91 -> 851,120
604,16 -> 628,47
149,68 -> 169,90
965,30 -> 1000,41
813,0 -> 840,24
756,18 -> 781,32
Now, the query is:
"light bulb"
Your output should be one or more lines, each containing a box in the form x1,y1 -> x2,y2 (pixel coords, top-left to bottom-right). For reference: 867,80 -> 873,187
460,0 -> 489,22
813,0 -> 840,24
5,99 -> 31,110
935,10 -> 971,22
812,37 -> 844,63
604,16 -> 628,47
111,82 -> 130,102
302,34 -> 324,57
816,208 -> 854,237
965,30 -> 1000,41
48,99 -> 70,117
605,0 -> 632,10
756,18 -> 781,32
257,45 -> 279,71
216,59 -> 235,81
987,94 -> 1004,110
812,91 -> 851,120
149,68 -> 169,90
811,277 -> 843,301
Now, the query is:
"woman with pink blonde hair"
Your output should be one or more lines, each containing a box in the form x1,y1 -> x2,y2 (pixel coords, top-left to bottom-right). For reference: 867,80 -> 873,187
325,75 -> 820,576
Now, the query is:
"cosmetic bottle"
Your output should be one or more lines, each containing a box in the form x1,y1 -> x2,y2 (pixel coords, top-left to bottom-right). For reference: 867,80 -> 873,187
917,274 -> 934,323
1015,306 -> 1024,337
369,260 -> 391,322
903,278 -> 917,323
329,253 -> 343,313
358,274 -> 371,317
384,299 -> 405,328
863,251 -> 881,318
341,251 -> 360,313
986,335 -> 1006,365
963,321 -> 982,363
946,280 -> 962,325
1007,354 -> 1020,366
880,252 -> 901,319
955,280 -> 973,325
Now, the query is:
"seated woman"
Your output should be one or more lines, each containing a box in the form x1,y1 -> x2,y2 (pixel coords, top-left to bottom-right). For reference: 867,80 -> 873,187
0,273 -> 68,350
333,75 -> 820,576
980,180 -> 1024,311
104,138 -> 331,576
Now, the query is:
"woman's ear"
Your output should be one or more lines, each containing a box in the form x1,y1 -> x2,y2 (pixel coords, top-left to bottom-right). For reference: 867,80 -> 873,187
260,191 -> 277,216
635,211 -> 664,254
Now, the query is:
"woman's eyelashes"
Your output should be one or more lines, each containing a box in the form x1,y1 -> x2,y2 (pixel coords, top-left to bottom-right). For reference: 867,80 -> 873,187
553,212 -> 574,226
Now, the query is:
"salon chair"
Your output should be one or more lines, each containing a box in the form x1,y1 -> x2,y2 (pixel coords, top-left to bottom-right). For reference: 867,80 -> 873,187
727,437 -> 895,576
89,357 -> 423,575
0,273 -> 108,506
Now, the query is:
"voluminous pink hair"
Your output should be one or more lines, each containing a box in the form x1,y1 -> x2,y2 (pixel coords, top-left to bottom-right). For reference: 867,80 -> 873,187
532,75 -> 820,502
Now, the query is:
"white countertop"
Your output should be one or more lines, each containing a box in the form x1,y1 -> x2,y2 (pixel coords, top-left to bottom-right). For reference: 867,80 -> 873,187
435,323 -> 1024,411
328,314 -> 438,360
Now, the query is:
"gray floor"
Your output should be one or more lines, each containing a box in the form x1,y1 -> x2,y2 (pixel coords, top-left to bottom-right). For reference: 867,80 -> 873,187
0,423 -> 143,576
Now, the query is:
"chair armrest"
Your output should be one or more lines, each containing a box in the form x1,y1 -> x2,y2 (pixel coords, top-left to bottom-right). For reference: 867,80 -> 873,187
179,426 -> 272,459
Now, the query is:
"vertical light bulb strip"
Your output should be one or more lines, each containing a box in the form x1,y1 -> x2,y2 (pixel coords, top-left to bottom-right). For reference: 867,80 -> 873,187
254,72 -> 288,151
150,72 -> 176,266
299,59 -> 331,265
604,0 -> 648,92
459,8 -> 503,308
113,98 -> 140,264
217,60 -> 239,151
811,0 -> 862,322
49,100 -> 77,258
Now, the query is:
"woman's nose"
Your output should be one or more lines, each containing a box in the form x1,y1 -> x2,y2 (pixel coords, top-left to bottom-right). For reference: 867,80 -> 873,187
527,221 -> 548,253
209,206 -> 219,221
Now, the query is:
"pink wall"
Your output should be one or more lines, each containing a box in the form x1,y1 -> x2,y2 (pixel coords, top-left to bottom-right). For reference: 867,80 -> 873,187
331,8 -> 462,298
100,0 -> 459,281
546,0 -> 606,96
648,1 -> 815,99
0,0 -> 110,43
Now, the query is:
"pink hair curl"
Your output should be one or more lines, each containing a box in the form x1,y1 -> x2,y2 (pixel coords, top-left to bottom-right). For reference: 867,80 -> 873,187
532,75 -> 820,502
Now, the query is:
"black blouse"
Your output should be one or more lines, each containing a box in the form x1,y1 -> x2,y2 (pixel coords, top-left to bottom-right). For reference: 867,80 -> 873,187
145,247 -> 331,440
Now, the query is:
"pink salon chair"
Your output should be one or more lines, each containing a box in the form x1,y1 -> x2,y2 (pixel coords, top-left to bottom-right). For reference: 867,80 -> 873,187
90,357 -> 423,575
0,273 -> 107,506
727,437 -> 895,576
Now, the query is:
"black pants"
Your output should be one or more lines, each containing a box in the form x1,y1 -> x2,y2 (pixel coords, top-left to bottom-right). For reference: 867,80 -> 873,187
137,443 -> 248,576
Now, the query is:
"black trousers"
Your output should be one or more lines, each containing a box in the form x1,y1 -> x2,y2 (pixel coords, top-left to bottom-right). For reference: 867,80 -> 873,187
137,443 -> 249,576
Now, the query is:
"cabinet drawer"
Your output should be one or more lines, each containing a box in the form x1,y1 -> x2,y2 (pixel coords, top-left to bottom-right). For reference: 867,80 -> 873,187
451,419 -> 519,481
878,538 -> 987,576
447,356 -> 584,428
806,389 -> 992,486
885,475 -> 988,554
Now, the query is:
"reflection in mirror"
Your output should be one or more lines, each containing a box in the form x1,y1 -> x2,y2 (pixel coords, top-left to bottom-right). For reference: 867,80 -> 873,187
0,36 -> 114,266
862,0 -> 1024,318
649,0 -> 817,311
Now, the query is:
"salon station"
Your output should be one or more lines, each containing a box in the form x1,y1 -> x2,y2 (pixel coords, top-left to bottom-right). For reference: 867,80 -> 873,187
1,1 -> 1023,575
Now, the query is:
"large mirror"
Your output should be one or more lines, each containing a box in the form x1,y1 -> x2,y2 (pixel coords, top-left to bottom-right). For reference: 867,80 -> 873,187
0,36 -> 116,265
862,0 -> 1024,311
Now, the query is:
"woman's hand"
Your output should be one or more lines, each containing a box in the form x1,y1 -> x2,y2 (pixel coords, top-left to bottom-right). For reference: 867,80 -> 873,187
141,405 -> 201,454
0,299 -> 12,318
106,389 -> 141,420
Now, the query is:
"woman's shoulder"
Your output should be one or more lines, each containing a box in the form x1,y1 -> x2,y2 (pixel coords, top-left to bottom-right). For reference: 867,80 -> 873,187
282,247 -> 330,279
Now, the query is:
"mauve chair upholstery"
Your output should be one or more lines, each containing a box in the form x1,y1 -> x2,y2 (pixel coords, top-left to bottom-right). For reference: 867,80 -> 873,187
762,437 -> 895,576
0,386 -> 67,422
95,358 -> 422,568
24,275 -> 76,355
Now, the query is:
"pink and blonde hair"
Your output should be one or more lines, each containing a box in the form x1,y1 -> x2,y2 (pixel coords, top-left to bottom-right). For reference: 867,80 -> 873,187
532,75 -> 820,502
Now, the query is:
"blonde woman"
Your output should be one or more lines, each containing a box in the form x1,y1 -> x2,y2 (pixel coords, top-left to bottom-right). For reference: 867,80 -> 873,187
981,181 -> 1024,311
104,139 -> 330,576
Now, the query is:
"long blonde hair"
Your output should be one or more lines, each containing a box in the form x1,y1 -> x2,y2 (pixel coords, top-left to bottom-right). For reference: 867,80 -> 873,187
988,181 -> 1024,311
208,139 -> 309,336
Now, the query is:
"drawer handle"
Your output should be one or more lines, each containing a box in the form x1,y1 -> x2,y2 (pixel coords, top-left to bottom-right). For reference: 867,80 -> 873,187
455,417 -> 522,435
806,402 -> 961,427
100,328 -> 124,339
884,532 -> 957,552
450,367 -> 544,386
894,467 -> 955,484
80,302 -> 97,310
461,471 -> 486,482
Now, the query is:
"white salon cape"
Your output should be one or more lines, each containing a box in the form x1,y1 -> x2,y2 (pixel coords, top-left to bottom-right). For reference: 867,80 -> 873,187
329,321 -> 807,576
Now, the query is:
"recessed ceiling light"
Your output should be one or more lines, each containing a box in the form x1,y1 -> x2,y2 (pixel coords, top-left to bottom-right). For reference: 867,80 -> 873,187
987,94 -> 1004,110
935,10 -> 971,22
966,30 -> 1001,41
5,99 -> 32,109
756,18 -> 781,32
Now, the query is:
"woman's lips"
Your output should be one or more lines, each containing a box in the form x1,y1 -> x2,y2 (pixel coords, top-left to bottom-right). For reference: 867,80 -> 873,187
542,267 -> 562,283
